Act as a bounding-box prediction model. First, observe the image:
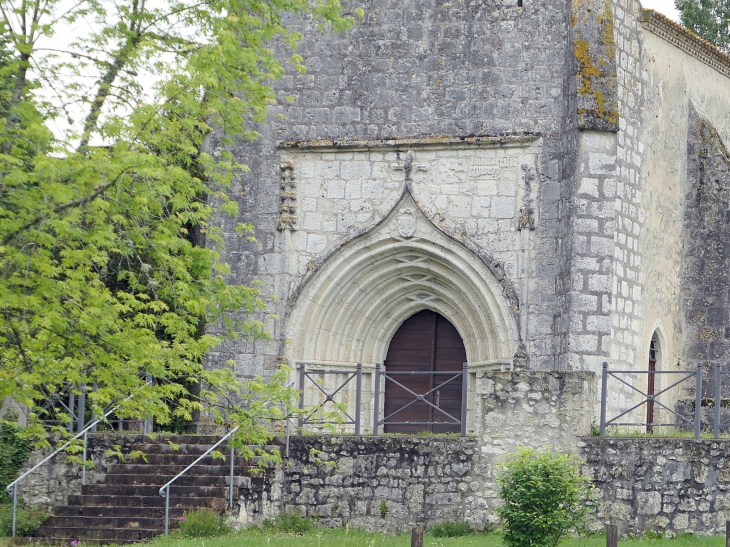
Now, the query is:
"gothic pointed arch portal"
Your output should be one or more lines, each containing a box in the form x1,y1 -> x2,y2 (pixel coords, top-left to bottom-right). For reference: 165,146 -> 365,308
284,192 -> 520,369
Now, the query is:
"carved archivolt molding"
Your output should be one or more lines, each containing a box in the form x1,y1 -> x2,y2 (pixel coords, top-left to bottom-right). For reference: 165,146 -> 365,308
278,161 -> 296,231
283,193 -> 520,366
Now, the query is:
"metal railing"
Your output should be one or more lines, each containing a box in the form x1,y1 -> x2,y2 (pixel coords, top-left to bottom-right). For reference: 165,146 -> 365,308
5,384 -> 151,537
158,425 -> 240,537
297,362 -> 363,435
373,362 -> 469,437
714,363 -> 730,438
599,362 -> 703,437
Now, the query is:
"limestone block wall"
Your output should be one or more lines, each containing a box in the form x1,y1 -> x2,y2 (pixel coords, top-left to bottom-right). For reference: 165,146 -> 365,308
582,437 -> 730,537
207,0 -> 580,381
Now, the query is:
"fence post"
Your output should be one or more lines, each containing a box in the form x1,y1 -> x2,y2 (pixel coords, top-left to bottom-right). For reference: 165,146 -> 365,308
355,363 -> 362,435
606,524 -> 618,547
297,363 -> 306,430
411,527 -> 425,547
82,429 -> 88,485
77,385 -> 86,433
695,362 -> 703,438
716,363 -> 722,439
600,362 -> 608,436
373,363 -> 381,436
725,520 -> 730,547
461,362 -> 469,437
68,389 -> 75,432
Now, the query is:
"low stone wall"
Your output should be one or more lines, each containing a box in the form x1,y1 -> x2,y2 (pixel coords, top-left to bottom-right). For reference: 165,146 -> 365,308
581,437 -> 730,537
16,433 -> 145,512
278,436 -> 479,534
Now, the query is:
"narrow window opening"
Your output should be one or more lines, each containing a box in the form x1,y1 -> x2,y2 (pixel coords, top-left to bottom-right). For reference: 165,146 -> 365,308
517,0 -> 523,6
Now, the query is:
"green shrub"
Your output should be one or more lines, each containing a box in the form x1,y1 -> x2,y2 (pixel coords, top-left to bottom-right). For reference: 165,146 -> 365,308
497,447 -> 595,547
0,412 -> 31,501
177,508 -> 229,538
0,501 -> 49,536
262,508 -> 314,534
428,521 -> 472,538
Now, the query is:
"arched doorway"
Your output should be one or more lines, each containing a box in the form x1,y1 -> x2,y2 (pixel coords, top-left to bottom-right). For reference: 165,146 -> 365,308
383,310 -> 467,434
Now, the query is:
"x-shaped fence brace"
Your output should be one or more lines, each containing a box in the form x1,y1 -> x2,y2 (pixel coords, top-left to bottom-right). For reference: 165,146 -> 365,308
377,371 -> 464,426
297,364 -> 363,434
600,362 -> 703,437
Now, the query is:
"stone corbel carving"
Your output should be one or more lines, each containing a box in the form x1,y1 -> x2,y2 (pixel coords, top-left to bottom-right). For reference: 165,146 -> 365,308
518,164 -> 536,231
278,161 -> 297,231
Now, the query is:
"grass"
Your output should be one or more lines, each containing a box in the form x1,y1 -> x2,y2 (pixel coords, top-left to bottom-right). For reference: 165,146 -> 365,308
0,528 -> 726,547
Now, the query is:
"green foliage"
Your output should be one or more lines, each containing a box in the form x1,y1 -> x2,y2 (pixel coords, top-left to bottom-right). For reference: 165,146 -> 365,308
0,501 -> 49,536
379,499 -> 388,517
428,521 -> 473,538
177,508 -> 230,538
645,529 -> 666,541
0,0 -> 357,449
0,413 -> 30,500
262,507 -> 315,534
497,447 -> 596,547
675,0 -> 730,53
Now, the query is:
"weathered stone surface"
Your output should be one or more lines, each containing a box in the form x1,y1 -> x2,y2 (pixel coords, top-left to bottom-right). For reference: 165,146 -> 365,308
582,437 -> 730,537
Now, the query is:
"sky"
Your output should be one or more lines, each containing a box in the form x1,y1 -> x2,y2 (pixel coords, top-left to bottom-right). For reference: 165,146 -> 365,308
641,0 -> 681,21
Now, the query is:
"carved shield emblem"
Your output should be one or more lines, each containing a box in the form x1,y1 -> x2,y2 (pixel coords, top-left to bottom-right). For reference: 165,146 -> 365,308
397,208 -> 416,238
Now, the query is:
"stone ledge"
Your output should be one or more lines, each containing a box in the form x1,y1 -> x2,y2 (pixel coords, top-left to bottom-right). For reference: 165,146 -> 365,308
277,134 -> 542,150
640,10 -> 730,80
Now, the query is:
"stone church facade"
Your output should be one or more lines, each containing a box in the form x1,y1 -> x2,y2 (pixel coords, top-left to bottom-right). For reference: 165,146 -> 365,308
208,0 -> 730,431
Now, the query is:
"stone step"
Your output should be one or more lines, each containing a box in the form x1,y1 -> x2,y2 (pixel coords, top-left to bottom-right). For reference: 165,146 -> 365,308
89,473 -> 244,487
81,484 -> 236,498
128,453 -> 272,466
105,463 -> 255,476
148,435 -> 231,445
54,505 -> 185,518
45,515 -> 166,529
67,494 -> 228,510
131,443 -> 283,456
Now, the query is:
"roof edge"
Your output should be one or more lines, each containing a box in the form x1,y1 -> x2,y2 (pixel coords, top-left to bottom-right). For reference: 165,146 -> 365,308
639,9 -> 730,80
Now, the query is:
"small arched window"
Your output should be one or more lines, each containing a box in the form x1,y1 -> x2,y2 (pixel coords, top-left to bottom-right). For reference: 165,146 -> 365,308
647,332 -> 660,433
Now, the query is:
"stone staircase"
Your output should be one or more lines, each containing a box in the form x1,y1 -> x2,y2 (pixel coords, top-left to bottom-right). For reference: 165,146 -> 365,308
35,435 -> 280,543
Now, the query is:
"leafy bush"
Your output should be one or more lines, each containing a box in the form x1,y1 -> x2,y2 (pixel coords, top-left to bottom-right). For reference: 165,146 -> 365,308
0,413 -> 31,501
428,521 -> 472,537
497,447 -> 595,547
0,501 -> 48,536
177,508 -> 230,538
262,508 -> 315,534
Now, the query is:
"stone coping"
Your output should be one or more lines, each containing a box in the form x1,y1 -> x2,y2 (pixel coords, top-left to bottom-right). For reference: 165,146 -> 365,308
278,133 -> 541,150
639,9 -> 730,80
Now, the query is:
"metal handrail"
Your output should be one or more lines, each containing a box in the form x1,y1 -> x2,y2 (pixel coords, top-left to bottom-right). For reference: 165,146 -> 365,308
5,382 -> 151,537
158,425 -> 240,537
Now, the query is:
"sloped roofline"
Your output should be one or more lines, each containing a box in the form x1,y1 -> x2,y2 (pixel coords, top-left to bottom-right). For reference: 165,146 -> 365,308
639,9 -> 730,80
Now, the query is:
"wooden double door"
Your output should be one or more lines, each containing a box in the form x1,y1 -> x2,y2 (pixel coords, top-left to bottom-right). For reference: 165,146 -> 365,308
383,310 -> 467,434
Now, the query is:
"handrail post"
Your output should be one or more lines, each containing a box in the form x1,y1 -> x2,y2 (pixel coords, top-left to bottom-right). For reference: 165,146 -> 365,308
716,363 -> 722,439
355,363 -> 362,435
164,487 -> 170,537
461,363 -> 469,437
82,429 -> 88,485
696,363 -> 703,438
373,363 -> 381,436
11,483 -> 17,537
297,363 -> 306,430
600,362 -> 608,436
229,447 -> 235,509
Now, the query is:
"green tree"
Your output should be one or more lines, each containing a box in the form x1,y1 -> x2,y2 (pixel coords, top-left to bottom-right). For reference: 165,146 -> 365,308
497,448 -> 595,547
675,0 -> 730,53
0,0 -> 357,450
